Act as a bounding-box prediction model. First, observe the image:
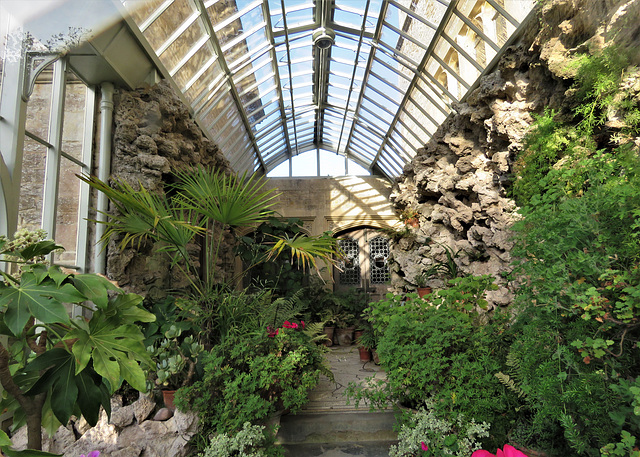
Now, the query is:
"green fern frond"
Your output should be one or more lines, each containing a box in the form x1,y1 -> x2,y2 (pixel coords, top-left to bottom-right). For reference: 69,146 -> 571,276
495,372 -> 527,399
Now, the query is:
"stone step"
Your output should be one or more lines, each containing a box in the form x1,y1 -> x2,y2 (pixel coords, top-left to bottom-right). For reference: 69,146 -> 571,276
277,410 -> 398,457
281,440 -> 398,457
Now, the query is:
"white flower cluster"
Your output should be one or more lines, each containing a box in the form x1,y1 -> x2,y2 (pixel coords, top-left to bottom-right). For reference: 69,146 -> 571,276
201,422 -> 270,457
390,398 -> 491,457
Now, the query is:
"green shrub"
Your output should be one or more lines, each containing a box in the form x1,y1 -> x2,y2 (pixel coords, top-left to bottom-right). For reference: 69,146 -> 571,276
175,322 -> 330,441
348,276 -> 514,449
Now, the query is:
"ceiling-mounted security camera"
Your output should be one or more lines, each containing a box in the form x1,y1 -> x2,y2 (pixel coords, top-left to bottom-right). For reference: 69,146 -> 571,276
313,26 -> 335,49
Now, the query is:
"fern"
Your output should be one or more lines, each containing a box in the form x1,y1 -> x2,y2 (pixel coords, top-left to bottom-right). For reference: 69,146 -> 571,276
495,372 -> 527,399
559,413 -> 587,455
260,289 -> 306,328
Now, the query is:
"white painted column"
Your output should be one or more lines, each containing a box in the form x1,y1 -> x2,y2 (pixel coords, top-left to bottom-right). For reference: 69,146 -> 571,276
93,82 -> 114,274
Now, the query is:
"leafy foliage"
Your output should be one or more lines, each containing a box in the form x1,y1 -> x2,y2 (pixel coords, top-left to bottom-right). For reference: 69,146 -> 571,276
175,326 -> 330,446
348,276 -> 514,450
506,45 -> 640,456
0,231 -> 153,451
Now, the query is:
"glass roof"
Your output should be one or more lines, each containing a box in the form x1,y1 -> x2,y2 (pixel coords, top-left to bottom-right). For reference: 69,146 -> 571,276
122,0 -> 535,178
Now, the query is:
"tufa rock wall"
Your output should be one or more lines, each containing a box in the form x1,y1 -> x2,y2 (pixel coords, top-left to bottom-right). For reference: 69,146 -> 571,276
106,80 -> 234,299
389,0 -> 639,308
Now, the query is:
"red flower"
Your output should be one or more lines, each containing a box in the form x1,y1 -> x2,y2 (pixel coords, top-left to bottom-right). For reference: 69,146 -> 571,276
421,441 -> 428,451
471,444 -> 529,457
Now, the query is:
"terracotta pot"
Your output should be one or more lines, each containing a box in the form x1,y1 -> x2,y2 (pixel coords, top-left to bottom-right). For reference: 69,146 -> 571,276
336,327 -> 355,345
405,217 -> 419,228
323,326 -> 335,346
358,346 -> 371,362
354,329 -> 364,341
417,286 -> 432,298
162,389 -> 177,411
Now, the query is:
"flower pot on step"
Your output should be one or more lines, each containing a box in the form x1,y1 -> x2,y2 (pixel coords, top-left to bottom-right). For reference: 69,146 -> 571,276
417,286 -> 432,298
162,389 -> 177,411
323,326 -> 335,346
358,346 -> 371,362
336,326 -> 355,345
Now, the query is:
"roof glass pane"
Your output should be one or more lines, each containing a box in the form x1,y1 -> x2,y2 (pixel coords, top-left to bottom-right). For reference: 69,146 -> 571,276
126,0 -> 169,29
120,0 -> 535,177
142,0 -> 197,51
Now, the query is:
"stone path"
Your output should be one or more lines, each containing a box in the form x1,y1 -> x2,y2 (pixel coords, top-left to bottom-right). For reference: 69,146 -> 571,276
303,344 -> 389,411
277,344 -> 398,456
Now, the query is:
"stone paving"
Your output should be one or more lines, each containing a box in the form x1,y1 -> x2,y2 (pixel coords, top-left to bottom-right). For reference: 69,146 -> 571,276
302,344 -> 389,412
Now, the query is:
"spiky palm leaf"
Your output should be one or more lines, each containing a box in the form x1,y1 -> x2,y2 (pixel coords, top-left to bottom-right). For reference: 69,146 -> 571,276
78,174 -> 200,254
173,166 -> 279,228
265,232 -> 342,275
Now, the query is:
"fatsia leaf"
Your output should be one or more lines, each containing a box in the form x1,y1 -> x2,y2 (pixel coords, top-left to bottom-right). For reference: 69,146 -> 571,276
72,274 -> 119,309
47,266 -> 70,287
75,368 -> 108,425
69,323 -> 150,392
19,240 -> 62,260
24,348 -> 78,425
0,429 -> 11,446
0,273 -> 81,335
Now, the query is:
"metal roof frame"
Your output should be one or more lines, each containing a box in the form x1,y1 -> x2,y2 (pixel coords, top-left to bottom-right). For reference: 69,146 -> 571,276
121,0 -> 536,178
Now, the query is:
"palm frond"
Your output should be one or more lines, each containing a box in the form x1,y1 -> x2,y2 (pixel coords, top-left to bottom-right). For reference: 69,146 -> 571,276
265,232 -> 342,275
173,166 -> 280,228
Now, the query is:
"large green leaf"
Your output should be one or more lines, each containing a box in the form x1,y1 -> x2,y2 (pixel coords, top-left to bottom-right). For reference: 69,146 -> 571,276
0,429 -> 11,446
72,274 -> 119,309
75,367 -> 109,426
69,323 -> 150,391
24,349 -> 78,425
0,273 -> 81,335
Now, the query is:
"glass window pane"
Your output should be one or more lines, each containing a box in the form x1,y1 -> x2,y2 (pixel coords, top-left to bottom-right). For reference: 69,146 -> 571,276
18,137 -> 47,232
61,72 -> 88,162
26,61 -> 55,140
291,150 -> 317,176
54,155 -> 82,264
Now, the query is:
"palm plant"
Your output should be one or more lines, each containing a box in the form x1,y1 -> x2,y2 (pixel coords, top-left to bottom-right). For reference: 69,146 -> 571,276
80,167 -> 343,295
80,167 -> 278,295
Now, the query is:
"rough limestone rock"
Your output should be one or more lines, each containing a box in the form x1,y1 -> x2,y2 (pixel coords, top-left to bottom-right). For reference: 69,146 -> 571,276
106,80 -> 234,297
11,394 -> 198,457
389,0 -> 639,308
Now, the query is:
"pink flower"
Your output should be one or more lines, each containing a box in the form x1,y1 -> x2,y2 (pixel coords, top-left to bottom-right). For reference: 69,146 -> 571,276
301,320 -> 305,329
421,441 -> 429,451
471,444 -> 529,457
80,452 -> 100,457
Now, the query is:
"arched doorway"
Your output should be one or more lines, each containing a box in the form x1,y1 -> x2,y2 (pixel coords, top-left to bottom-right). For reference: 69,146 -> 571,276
334,228 -> 390,302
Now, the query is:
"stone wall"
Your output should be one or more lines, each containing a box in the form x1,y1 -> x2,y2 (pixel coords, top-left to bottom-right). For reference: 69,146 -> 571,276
106,80 -> 233,299
388,0 -> 639,308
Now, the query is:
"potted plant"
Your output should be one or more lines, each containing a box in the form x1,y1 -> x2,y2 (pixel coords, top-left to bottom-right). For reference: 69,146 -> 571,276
414,271 -> 434,298
399,208 -> 420,228
356,327 -> 376,363
147,324 -> 204,410
334,311 -> 355,346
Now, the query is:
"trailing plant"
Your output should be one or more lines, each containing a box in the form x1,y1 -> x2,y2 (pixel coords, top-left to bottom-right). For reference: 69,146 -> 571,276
199,421 -> 282,457
390,398 -> 491,457
0,230 -> 154,451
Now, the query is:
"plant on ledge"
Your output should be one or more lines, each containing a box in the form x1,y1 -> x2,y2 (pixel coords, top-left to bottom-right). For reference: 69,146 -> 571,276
175,318 -> 331,448
0,230 -> 154,452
